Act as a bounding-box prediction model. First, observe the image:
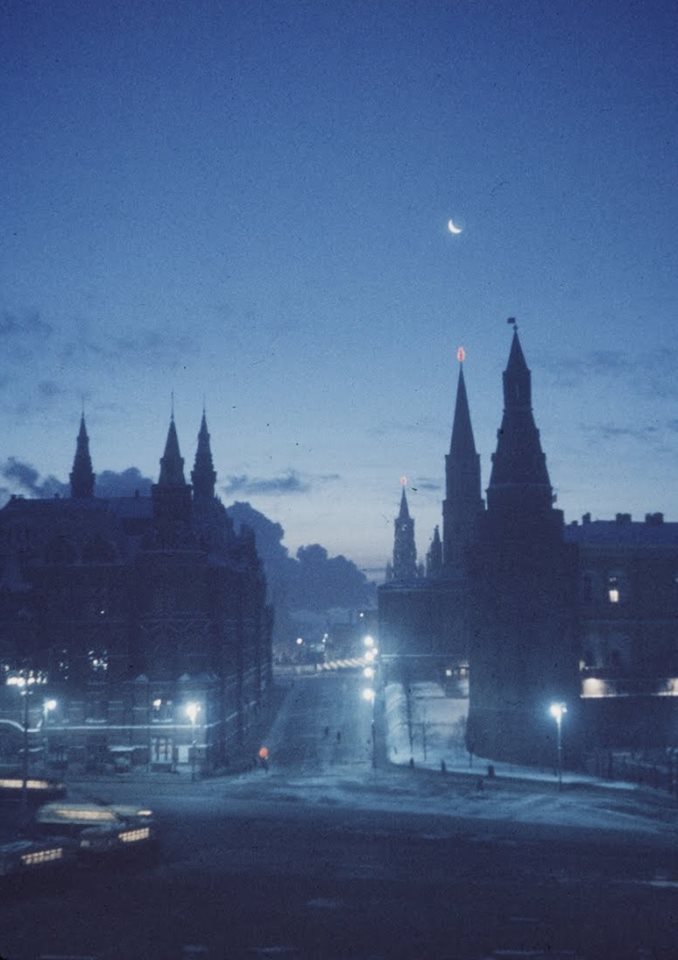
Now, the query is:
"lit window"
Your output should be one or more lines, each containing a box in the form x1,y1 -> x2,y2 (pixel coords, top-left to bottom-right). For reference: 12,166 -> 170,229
608,587 -> 619,604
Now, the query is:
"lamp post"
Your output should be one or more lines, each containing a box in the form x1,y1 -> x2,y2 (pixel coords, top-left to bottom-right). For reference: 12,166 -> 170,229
549,702 -> 567,791
42,699 -> 57,771
21,683 -> 30,818
185,702 -> 200,782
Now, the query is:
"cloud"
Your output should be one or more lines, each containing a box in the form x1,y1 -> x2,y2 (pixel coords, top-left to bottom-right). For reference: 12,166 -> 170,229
411,477 -> 442,492
582,423 -> 662,446
367,417 -> 439,438
0,459 -> 154,502
222,470 -> 311,496
0,457 -> 67,498
0,310 -> 53,340
95,468 -> 153,497
222,470 -> 340,497
541,348 -> 678,399
38,380 -> 65,399
60,323 -> 198,371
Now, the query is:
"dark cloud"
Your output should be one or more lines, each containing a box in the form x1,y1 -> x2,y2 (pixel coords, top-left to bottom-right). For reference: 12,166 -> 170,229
412,477 -> 442,492
60,324 -> 197,371
95,468 -> 153,498
38,380 -> 65,399
0,459 -> 154,502
0,457 -> 67,498
0,310 -> 53,340
223,471 -> 311,496
367,417 -> 438,438
582,423 -> 661,446
541,348 -> 678,398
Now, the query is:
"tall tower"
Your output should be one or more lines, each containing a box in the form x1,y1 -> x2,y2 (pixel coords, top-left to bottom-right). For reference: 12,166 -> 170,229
486,328 -> 557,535
69,414 -> 95,499
467,324 -> 579,765
191,410 -> 217,501
442,348 -> 484,573
152,415 -> 193,534
391,483 -> 418,581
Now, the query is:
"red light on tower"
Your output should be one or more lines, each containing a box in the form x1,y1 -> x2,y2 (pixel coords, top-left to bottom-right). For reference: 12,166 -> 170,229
457,346 -> 466,363
400,475 -> 407,487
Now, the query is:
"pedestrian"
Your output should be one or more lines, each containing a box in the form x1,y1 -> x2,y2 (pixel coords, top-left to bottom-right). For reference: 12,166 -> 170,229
440,759 -> 446,774
324,725 -> 329,738
336,731 -> 341,743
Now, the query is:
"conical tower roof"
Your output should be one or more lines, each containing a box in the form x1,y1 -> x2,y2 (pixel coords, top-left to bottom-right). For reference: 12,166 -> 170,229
158,417 -> 187,486
487,327 -> 555,524
70,413 -> 95,499
191,410 -> 217,499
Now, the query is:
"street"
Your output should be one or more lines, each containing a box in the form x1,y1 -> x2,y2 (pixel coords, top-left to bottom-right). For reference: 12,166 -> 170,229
1,669 -> 677,959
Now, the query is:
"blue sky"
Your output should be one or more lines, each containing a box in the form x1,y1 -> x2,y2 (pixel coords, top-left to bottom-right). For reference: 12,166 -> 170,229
1,0 -> 677,575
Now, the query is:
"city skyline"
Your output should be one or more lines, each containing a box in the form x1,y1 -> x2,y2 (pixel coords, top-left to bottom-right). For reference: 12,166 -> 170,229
2,0 -> 677,575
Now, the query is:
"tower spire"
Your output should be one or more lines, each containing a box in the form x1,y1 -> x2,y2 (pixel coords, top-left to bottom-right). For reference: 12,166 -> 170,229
158,417 -> 186,487
486,327 -> 556,532
391,480 -> 418,580
442,349 -> 483,571
152,413 -> 192,538
70,413 -> 95,499
191,409 -> 217,500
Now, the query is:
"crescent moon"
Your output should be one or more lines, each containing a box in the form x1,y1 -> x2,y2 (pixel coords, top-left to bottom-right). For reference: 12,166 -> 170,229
447,218 -> 463,235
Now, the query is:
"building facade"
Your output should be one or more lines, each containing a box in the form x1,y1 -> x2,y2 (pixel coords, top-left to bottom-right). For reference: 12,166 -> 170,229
0,412 -> 273,774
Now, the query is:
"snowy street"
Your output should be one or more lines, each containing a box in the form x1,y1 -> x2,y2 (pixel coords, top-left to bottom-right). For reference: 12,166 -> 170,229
2,669 -> 677,960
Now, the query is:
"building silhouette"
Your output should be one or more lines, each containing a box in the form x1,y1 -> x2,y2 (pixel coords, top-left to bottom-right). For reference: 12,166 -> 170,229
379,328 -> 678,764
0,412 -> 272,774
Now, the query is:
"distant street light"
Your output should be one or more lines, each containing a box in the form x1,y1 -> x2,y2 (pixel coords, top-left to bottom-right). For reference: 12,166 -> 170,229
42,699 -> 57,769
549,702 -> 567,791
185,702 -> 201,782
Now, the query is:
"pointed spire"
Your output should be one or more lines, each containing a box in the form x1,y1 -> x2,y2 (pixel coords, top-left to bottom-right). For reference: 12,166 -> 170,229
503,327 -> 531,410
158,416 -> 187,486
443,354 -> 483,572
426,525 -> 443,577
398,485 -> 411,521
70,413 -> 95,498
487,327 -> 555,526
392,482 -> 418,581
449,365 -> 477,457
191,409 -> 217,500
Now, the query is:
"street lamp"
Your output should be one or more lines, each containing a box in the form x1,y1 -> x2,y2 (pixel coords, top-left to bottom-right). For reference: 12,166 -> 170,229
185,702 -> 201,782
42,699 -> 57,770
549,702 -> 567,791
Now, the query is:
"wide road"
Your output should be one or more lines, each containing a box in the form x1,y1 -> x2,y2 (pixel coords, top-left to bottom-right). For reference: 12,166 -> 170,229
1,670 -> 677,960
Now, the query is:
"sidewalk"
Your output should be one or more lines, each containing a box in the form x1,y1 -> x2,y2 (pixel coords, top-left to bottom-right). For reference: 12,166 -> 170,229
382,681 -> 671,796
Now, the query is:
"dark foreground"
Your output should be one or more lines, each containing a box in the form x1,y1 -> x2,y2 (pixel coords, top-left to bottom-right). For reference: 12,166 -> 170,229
1,672 -> 676,959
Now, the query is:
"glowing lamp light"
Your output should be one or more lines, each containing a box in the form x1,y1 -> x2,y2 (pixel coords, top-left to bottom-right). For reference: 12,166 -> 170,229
365,649 -> 376,663
363,666 -> 375,680
363,635 -> 374,648
549,702 -> 567,722
362,687 -> 375,703
185,702 -> 201,725
296,637 -> 304,646
44,699 -> 57,713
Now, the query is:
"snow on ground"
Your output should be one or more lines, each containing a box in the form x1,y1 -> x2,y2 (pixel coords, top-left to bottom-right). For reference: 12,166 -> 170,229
253,681 -> 678,840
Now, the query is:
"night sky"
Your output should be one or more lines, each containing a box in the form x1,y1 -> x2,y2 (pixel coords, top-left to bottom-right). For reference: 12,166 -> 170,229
2,0 -> 677,576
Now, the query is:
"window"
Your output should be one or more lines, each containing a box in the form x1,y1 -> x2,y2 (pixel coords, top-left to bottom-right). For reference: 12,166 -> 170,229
151,736 -> 173,763
606,570 -> 628,604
